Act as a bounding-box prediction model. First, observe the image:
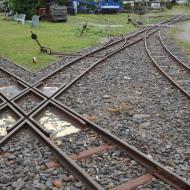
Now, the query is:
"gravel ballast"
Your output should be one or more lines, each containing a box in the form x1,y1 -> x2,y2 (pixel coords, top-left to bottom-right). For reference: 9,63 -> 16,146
56,39 -> 190,182
0,24 -> 190,189
0,128 -> 86,190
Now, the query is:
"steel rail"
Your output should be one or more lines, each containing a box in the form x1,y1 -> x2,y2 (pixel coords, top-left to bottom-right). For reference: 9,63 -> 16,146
0,15 -> 182,78
0,16 -> 183,128
0,35 -> 128,138
1,100 -> 190,190
0,17 -> 181,131
1,27 -> 150,107
32,99 -> 190,190
0,29 -> 147,105
52,36 -> 141,99
0,120 -> 103,190
0,35 -> 128,136
145,27 -> 190,99
32,28 -> 149,88
0,15 -> 188,189
0,28 -> 150,146
52,21 -> 181,99
3,21 -> 189,190
159,30 -> 190,72
0,33 -> 126,105
0,88 -> 51,136
1,14 -> 179,104
8,32 -> 150,121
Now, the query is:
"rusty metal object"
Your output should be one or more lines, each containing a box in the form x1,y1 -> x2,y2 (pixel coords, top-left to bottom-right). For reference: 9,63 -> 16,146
159,30 -> 190,72
111,174 -> 154,190
0,121 -> 103,190
50,100 -> 190,190
144,24 -> 190,99
70,144 -> 111,160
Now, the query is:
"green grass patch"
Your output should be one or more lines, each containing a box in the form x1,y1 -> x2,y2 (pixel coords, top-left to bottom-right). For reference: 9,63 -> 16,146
0,5 -> 189,71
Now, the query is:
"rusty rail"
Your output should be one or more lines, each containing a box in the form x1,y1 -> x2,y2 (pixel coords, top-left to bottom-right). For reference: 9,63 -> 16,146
1,15 -> 190,190
144,20 -> 190,99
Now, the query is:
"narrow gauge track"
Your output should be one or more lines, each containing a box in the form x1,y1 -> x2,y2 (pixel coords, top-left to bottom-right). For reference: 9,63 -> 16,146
0,127 -> 87,190
0,25 -> 155,137
0,15 -> 182,99
51,16 -> 186,99
35,16 -> 181,99
0,25 -> 154,105
1,100 -> 190,189
34,29 -> 151,97
0,28 -> 146,84
1,16 -> 190,189
145,19 -> 190,99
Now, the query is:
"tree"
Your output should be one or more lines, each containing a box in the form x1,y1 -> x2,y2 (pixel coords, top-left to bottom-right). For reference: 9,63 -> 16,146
7,0 -> 46,18
7,0 -> 70,18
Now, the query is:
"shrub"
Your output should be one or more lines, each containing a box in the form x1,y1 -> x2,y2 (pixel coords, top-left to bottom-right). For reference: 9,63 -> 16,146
166,2 -> 172,9
7,0 -> 47,18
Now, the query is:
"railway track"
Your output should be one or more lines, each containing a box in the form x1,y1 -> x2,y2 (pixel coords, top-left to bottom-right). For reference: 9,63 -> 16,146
0,15 -> 190,189
34,28 -> 151,97
145,22 -> 190,99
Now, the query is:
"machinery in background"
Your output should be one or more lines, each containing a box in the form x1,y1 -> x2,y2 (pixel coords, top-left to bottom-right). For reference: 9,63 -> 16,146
37,1 -> 68,21
49,5 -> 67,21
37,0 -> 121,17
72,0 -> 122,14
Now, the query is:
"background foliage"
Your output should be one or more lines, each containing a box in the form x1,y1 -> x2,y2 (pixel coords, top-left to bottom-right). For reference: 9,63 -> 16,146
4,0 -> 69,18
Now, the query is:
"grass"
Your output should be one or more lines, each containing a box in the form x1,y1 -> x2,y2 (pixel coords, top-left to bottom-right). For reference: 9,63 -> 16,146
0,13 -> 137,71
0,5 -> 189,71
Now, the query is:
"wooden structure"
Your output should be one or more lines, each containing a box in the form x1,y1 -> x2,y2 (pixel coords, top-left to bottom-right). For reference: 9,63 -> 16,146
49,5 -> 67,21
37,4 -> 67,22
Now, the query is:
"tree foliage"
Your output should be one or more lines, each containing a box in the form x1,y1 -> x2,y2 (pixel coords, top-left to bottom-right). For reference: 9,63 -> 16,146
5,0 -> 71,18
6,0 -> 46,18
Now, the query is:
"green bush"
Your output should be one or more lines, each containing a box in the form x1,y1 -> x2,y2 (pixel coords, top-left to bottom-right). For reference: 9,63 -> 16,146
6,0 -> 49,18
166,2 -> 172,9
7,0 -> 47,18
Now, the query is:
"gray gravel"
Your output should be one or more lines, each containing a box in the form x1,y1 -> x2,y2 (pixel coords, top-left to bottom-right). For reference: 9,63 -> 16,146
54,128 -> 108,156
15,91 -> 43,114
0,128 -> 86,189
77,147 -> 147,189
56,37 -> 190,183
137,179 -> 175,190
0,21 -> 190,189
